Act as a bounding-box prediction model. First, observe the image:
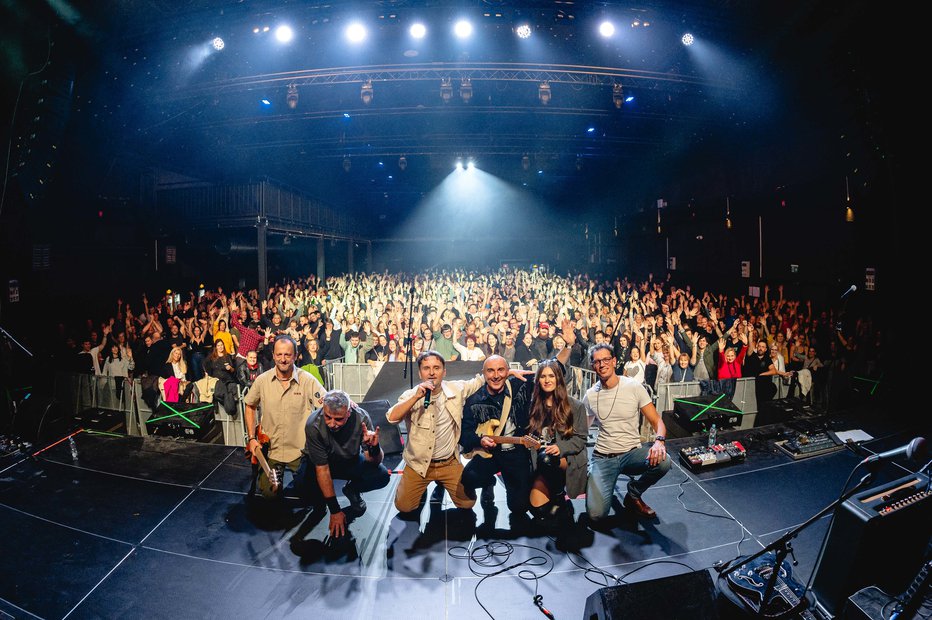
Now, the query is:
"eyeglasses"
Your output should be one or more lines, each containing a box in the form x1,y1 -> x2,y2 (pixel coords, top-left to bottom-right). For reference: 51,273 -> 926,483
591,357 -> 615,367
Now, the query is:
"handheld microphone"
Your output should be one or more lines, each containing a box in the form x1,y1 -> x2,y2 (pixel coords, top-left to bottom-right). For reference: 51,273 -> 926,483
423,384 -> 433,408
861,437 -> 927,467
840,284 -> 857,300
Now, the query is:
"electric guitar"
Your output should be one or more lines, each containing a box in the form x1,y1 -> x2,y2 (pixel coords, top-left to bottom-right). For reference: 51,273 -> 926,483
463,419 -> 546,459
247,424 -> 280,492
726,553 -> 809,618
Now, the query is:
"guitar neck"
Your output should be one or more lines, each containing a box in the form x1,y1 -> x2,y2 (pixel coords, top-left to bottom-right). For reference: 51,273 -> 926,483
489,436 -> 529,446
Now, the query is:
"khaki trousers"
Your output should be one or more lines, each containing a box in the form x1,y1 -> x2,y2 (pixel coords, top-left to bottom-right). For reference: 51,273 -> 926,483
394,455 -> 476,512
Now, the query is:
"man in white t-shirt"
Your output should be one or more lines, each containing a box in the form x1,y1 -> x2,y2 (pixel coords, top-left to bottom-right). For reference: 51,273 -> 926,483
584,344 -> 671,522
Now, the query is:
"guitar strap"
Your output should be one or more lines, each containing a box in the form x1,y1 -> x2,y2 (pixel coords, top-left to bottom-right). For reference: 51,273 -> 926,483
492,380 -> 512,437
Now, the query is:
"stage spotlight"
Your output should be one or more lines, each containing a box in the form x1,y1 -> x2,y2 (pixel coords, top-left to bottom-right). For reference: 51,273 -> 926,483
286,83 -> 298,109
682,33 -> 695,46
440,78 -> 453,103
625,95 -> 634,103
587,127 -> 595,133
612,83 -> 623,109
346,22 -> 367,43
398,156 -> 407,171
515,24 -> 532,39
460,78 -> 472,103
599,21 -> 615,38
360,80 -> 373,104
212,37 -> 225,51
260,99 -> 271,106
521,154 -> 530,171
410,23 -> 426,39
275,25 -> 294,43
455,159 -> 463,170
538,81 -> 551,105
467,159 -> 475,170
454,20 -> 473,39
343,157 -> 351,172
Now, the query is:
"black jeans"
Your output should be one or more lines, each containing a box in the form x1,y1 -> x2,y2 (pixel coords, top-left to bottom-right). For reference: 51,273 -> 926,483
298,453 -> 390,506
462,447 -> 533,515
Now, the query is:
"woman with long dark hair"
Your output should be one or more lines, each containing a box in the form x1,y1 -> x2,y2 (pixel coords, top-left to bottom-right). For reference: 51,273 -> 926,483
527,360 -> 588,528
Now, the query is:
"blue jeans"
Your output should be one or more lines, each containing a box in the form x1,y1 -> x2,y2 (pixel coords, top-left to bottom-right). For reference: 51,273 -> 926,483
585,445 -> 672,521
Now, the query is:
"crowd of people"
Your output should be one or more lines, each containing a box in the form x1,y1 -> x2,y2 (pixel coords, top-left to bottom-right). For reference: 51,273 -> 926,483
59,268 -> 879,411
49,266 -> 880,541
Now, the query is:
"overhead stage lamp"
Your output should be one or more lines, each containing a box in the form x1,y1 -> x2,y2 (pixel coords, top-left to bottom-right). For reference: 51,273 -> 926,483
460,78 -> 473,103
398,156 -> 407,171
538,81 -> 551,105
455,158 -> 464,170
343,157 -> 352,172
454,20 -> 473,39
599,21 -> 615,38
275,25 -> 294,43
440,78 -> 453,103
346,23 -> 367,43
521,154 -> 530,171
410,23 -> 427,39
682,33 -> 695,46
612,83 -> 623,109
515,24 -> 532,39
212,37 -> 225,51
286,83 -> 298,109
360,80 -> 373,105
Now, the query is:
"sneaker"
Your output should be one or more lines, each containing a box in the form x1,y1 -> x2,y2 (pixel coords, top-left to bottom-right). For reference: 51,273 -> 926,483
343,485 -> 367,518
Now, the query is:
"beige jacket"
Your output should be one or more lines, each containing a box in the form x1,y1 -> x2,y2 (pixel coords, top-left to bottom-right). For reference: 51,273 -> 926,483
390,375 -> 484,477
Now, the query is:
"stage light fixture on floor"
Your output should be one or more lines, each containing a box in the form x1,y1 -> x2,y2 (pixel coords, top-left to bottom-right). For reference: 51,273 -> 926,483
360,80 -> 373,104
286,83 -> 298,109
455,158 -> 463,170
612,83 -> 623,108
460,78 -> 472,103
454,20 -> 473,39
538,81 -> 551,105
599,21 -> 615,38
467,159 -> 475,170
346,23 -> 367,43
515,24 -> 532,39
410,23 -> 426,39
275,25 -> 294,43
440,78 -> 453,103
682,33 -> 695,46
398,156 -> 407,171
212,37 -> 225,51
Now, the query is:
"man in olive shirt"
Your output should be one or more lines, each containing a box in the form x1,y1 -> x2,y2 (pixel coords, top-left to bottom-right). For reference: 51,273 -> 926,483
305,390 -> 390,538
244,335 -> 325,499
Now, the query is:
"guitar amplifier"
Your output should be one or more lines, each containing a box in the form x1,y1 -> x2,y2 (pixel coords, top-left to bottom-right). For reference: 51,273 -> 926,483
810,473 -> 932,618
146,402 -> 216,441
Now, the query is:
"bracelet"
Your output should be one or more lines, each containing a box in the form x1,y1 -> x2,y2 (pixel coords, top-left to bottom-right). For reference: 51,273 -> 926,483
324,496 -> 341,514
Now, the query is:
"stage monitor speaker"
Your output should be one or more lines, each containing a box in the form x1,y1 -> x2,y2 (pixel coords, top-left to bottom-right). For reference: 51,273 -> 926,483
810,473 -> 932,618
672,393 -> 741,433
359,399 -> 403,455
756,397 -> 805,426
583,569 -> 719,620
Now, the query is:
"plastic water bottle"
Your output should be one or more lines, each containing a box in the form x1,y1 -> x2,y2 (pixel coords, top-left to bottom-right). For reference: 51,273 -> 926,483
69,436 -> 79,461
708,424 -> 717,448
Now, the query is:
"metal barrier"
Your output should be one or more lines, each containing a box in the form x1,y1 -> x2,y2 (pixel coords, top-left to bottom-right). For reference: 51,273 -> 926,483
54,373 -> 140,436
328,363 -> 379,402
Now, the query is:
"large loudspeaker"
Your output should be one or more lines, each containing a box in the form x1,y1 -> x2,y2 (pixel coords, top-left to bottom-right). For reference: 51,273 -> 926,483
756,396 -> 806,426
583,570 -> 719,620
810,473 -> 932,618
359,399 -> 403,455
671,393 -> 741,433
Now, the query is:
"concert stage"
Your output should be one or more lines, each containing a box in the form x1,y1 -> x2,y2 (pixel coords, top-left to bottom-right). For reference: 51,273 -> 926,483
0,407 -> 926,619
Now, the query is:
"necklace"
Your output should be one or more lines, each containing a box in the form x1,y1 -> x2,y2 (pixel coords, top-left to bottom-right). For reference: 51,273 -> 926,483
593,378 -> 621,421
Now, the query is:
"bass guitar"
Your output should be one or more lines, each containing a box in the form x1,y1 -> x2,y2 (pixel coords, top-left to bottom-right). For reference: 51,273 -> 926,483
463,419 -> 546,459
726,552 -> 809,618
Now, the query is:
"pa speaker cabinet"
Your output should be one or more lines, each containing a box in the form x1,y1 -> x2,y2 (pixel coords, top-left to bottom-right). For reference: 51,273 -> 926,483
583,569 -> 719,620
146,401 -> 216,441
672,393 -> 741,433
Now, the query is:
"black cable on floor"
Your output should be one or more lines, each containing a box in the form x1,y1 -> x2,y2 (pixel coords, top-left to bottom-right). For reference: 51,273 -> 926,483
448,541 -> 555,620
673,471 -> 750,559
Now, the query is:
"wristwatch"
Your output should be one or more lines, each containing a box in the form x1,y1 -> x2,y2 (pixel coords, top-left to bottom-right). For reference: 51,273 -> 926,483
245,434 -> 257,444
654,435 -> 666,442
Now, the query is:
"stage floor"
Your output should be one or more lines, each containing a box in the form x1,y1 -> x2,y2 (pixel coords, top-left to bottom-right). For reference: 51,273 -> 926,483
0,408 -> 925,619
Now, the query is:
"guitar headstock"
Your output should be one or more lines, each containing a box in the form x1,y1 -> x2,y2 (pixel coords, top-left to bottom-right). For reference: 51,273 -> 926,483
521,435 -> 544,450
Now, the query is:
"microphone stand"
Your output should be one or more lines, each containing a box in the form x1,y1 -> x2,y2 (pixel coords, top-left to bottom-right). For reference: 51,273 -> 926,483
403,284 -> 416,388
716,464 -> 880,616
0,325 -> 34,357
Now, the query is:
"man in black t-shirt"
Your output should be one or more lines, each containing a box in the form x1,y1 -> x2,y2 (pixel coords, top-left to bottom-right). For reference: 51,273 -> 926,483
304,390 -> 390,538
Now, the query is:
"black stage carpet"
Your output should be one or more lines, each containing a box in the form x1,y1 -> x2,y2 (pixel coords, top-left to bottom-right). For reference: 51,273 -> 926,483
1,408 -> 927,619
